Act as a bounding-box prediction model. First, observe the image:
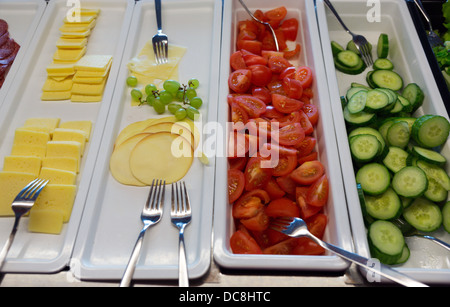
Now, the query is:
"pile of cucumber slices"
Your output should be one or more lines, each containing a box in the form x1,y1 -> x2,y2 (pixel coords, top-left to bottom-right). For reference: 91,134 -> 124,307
337,34 -> 450,265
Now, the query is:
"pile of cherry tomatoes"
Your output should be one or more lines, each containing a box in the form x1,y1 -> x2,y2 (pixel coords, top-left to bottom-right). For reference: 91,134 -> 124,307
227,7 -> 329,255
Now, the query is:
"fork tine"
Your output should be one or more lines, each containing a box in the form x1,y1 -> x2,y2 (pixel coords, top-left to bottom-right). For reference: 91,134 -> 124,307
28,179 -> 49,200
146,179 -> 156,209
182,181 -> 190,213
153,179 -> 165,210
15,178 -> 40,200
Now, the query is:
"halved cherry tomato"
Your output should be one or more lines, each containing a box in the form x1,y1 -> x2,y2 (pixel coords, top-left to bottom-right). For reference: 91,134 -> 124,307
293,238 -> 325,255
260,143 -> 298,158
230,51 -> 247,71
298,109 -> 314,135
275,111 -> 301,127
238,29 -> 257,41
261,50 -> 284,60
272,94 -> 304,114
265,197 -> 300,218
282,77 -> 303,99
248,64 -> 272,87
237,40 -> 262,55
231,102 -> 249,124
228,168 -> 245,204
229,69 -> 252,93
268,56 -> 292,74
247,118 -> 272,141
302,103 -> 319,126
252,86 -> 272,104
238,20 -> 259,35
277,122 -> 305,147
229,156 -> 247,171
272,154 -> 297,176
306,213 -> 327,238
233,189 -> 269,219
240,210 -> 270,232
228,132 -> 249,158
265,228 -> 289,246
297,152 -> 318,165
296,187 -> 322,220
280,66 -> 296,80
306,175 -> 329,208
280,18 -> 299,41
234,95 -> 267,118
263,237 -> 298,255
264,6 -> 287,23
244,156 -> 273,191
302,87 -> 314,98
275,174 -> 297,195
241,49 -> 268,66
230,230 -> 262,254
283,43 -> 301,59
267,79 -> 286,95
262,105 -> 284,119
294,66 -> 313,88
290,160 -> 325,185
264,178 -> 286,199
295,136 -> 316,157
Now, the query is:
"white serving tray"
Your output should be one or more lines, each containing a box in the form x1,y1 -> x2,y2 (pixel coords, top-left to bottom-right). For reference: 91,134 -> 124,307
0,0 -> 134,273
70,0 -> 222,281
316,0 -> 450,284
0,0 -> 46,108
213,0 -> 353,272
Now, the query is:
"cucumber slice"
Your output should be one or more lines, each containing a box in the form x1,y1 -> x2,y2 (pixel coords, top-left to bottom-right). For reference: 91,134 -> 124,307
336,50 -> 361,68
378,118 -> 396,142
395,244 -> 410,265
365,187 -> 402,220
347,90 -> 367,114
349,134 -> 380,162
351,82 -> 370,89
373,58 -> 394,70
416,159 -> 450,191
411,115 -> 450,148
343,106 -> 376,127
347,40 -> 372,55
368,220 -> 404,265
356,163 -> 391,195
334,54 -> 366,75
382,146 -> 409,173
403,198 -> 443,232
370,70 -> 403,91
366,71 -> 376,88
443,201 -> 450,233
392,166 -> 428,198
348,127 -> 386,155
346,87 -> 367,101
365,89 -> 390,112
389,99 -> 405,115
411,146 -> 446,167
402,83 -> 425,114
386,120 -> 410,148
397,95 -> 413,113
423,176 -> 448,202
377,33 -> 389,58
331,41 -> 345,57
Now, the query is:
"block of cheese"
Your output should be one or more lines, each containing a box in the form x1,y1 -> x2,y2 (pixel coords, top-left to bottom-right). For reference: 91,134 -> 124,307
28,208 -> 64,234
80,8 -> 100,16
11,144 -> 46,158
59,121 -> 92,141
32,184 -> 77,222
72,74 -> 104,84
42,77 -> 73,92
23,118 -> 61,134
46,63 -> 75,75
43,157 -> 79,173
53,47 -> 86,62
46,141 -> 81,162
39,167 -> 77,185
3,156 -> 42,176
56,38 -> 87,49
70,94 -> 102,103
60,29 -> 91,39
64,14 -> 96,24
71,78 -> 106,96
13,128 -> 50,147
41,90 -> 72,101
0,171 -> 36,216
52,128 -> 87,154
75,55 -> 112,72
60,18 -> 97,31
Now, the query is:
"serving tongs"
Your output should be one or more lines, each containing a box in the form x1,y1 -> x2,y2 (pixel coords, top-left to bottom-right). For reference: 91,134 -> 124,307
412,0 -> 444,48
238,0 -> 279,52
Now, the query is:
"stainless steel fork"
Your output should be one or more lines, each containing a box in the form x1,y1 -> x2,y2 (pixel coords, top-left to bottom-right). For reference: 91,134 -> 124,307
152,0 -> 168,64
413,0 -> 444,48
324,0 -> 373,67
119,179 -> 165,287
271,217 -> 428,287
0,178 -> 48,271
171,181 -> 192,287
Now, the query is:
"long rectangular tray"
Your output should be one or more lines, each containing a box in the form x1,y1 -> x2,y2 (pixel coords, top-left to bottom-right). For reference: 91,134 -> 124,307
70,0 -> 222,281
316,0 -> 450,284
0,0 -> 134,273
0,0 -> 46,108
212,0 -> 354,272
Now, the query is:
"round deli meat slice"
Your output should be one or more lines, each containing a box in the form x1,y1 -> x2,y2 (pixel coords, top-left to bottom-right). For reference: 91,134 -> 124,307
0,19 -> 8,37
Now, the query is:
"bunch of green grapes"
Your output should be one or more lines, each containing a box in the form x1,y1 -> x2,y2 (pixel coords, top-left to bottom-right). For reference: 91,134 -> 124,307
127,76 -> 203,121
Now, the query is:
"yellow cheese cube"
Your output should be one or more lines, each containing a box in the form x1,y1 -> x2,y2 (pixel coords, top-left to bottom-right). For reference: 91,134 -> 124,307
33,184 -> 77,222
42,157 -> 78,173
46,141 -> 81,162
71,78 -> 106,96
13,128 -> 50,147
3,156 -> 42,176
75,55 -> 113,72
39,167 -> 77,185
23,118 -> 61,133
11,144 -> 46,158
42,77 -> 73,92
0,172 -> 36,216
41,90 -> 72,101
53,47 -> 86,62
56,38 -> 87,49
59,121 -> 92,141
52,128 -> 87,154
28,208 -> 64,234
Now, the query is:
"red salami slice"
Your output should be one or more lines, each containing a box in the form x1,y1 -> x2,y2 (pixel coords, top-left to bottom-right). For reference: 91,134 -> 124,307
0,38 -> 15,59
0,41 -> 19,65
0,31 -> 10,47
0,19 -> 8,37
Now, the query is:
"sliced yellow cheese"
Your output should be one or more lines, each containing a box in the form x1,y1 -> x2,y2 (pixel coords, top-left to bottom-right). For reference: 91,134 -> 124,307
56,38 -> 87,49
52,128 -> 87,154
28,208 -> 64,234
11,144 -> 46,158
59,24 -> 91,33
114,118 -> 156,147
41,90 -> 72,101
46,63 -> 75,75
59,121 -> 92,141
0,171 -> 36,216
75,55 -> 113,72
72,74 -> 104,84
33,184 -> 77,222
23,118 -> 61,134
53,47 -> 86,61
13,128 -> 50,147
2,156 -> 42,177
80,8 -> 100,16
64,14 -> 96,24
46,141 -> 81,162
43,157 -> 79,173
71,78 -> 107,96
39,167 -> 77,185
70,94 -> 102,103
42,77 -> 73,92
60,29 -> 91,38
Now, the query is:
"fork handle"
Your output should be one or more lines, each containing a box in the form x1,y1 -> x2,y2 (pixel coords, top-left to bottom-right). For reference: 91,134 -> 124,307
418,235 -> 450,252
119,229 -> 146,287
412,0 -> 433,31
155,0 -> 162,31
323,0 -> 352,35
178,227 -> 189,287
0,215 -> 22,271
309,236 -> 428,287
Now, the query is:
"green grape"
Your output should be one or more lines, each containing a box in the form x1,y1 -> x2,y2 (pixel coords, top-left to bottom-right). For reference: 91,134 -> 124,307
190,97 -> 203,109
188,78 -> 200,89
175,108 -> 187,121
186,106 -> 200,120
126,76 -> 138,87
145,84 -> 158,96
168,103 -> 181,114
186,88 -> 197,100
146,94 -> 156,106
159,90 -> 173,105
163,80 -> 181,94
131,88 -> 143,101
175,89 -> 185,102
153,98 -> 166,114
